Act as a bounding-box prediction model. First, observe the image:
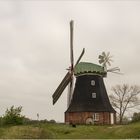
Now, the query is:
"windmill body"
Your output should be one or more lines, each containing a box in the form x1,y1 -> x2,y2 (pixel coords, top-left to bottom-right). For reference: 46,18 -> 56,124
65,62 -> 116,125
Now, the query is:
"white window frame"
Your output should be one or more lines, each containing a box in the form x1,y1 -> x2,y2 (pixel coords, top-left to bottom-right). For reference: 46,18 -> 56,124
93,113 -> 99,121
92,93 -> 96,98
91,80 -> 95,86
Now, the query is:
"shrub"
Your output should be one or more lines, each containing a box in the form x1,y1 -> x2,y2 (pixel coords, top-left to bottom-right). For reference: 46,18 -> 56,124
0,117 -> 4,126
3,106 -> 25,125
132,112 -> 140,122
49,119 -> 56,124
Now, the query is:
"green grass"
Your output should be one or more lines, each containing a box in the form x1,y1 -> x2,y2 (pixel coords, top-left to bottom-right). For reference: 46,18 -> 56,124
0,122 -> 140,139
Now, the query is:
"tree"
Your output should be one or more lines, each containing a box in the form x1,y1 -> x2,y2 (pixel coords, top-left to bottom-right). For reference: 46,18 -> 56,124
3,105 -> 25,125
109,84 -> 140,124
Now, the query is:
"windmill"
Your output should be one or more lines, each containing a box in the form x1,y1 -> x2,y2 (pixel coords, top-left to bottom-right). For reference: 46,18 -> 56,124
52,20 -> 85,106
53,21 -> 118,125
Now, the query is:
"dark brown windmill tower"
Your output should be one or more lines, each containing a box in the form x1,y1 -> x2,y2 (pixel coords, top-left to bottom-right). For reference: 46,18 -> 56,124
52,21 -> 120,125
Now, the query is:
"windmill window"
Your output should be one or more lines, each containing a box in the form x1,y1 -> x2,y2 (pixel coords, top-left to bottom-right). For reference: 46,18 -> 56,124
91,80 -> 95,86
93,113 -> 99,121
92,93 -> 96,98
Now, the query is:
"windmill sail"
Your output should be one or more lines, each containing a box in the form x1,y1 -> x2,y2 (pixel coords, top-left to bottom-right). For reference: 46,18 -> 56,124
70,20 -> 74,70
67,76 -> 73,107
68,20 -> 74,107
52,72 -> 72,105
75,48 -> 85,66
52,20 -> 85,105
52,48 -> 85,105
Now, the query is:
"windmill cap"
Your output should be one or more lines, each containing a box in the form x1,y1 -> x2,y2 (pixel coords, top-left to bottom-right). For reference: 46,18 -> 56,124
74,62 -> 107,77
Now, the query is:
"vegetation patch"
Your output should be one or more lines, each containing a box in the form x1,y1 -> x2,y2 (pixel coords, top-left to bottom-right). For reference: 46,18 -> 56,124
0,122 -> 140,139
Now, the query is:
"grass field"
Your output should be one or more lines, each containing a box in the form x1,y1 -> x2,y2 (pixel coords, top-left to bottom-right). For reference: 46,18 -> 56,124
0,122 -> 140,139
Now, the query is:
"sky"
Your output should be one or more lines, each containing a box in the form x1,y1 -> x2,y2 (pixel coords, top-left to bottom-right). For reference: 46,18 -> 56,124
0,0 -> 140,122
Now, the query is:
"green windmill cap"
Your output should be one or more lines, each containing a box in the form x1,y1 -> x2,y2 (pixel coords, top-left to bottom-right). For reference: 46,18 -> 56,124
74,62 -> 107,77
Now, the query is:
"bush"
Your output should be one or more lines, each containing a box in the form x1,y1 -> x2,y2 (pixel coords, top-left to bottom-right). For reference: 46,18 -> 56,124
132,112 -> 140,122
2,106 -> 25,125
49,119 -> 56,124
0,117 -> 4,126
122,116 -> 130,124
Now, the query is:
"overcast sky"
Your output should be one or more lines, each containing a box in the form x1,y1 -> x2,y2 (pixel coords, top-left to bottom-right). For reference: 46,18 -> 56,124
0,0 -> 140,122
